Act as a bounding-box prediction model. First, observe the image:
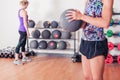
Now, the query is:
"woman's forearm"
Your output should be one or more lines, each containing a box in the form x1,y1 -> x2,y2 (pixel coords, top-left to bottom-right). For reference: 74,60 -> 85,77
81,14 -> 111,28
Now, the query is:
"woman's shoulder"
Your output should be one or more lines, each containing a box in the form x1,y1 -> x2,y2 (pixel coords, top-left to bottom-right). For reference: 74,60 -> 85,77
20,9 -> 27,15
19,9 -> 27,17
20,9 -> 27,13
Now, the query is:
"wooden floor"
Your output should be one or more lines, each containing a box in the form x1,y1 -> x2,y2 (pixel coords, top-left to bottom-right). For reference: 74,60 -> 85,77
0,56 -> 120,80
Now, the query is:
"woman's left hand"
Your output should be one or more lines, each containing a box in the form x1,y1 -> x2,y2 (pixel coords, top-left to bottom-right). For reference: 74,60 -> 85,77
65,9 -> 82,22
27,31 -> 30,37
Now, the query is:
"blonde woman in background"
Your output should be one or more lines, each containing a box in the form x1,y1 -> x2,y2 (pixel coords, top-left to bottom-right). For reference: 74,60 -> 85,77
14,0 -> 31,65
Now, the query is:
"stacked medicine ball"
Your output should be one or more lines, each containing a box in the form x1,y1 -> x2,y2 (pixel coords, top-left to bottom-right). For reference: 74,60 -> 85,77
30,20 -> 72,39
43,21 -> 59,28
52,30 -> 61,39
42,30 -> 51,39
57,41 -> 67,50
29,20 -> 69,50
29,16 -> 82,50
38,40 -> 48,49
31,29 -> 40,38
28,20 -> 35,28
30,40 -> 68,50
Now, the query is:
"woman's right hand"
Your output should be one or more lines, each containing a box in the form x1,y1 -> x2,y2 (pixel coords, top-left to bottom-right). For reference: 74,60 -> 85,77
65,9 -> 83,22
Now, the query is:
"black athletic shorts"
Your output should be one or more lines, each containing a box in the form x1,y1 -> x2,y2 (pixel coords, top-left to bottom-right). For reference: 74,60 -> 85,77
79,38 -> 108,59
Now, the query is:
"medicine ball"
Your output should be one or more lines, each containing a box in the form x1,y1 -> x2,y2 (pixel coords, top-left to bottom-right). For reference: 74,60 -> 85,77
28,20 -> 35,28
27,51 -> 36,56
57,41 -> 67,50
59,9 -> 82,32
30,51 -> 36,56
61,31 -> 71,39
52,30 -> 61,39
30,40 -> 38,49
38,40 -> 48,49
42,30 -> 51,39
43,21 -> 50,28
48,41 -> 57,49
31,30 -> 40,38
51,21 -> 58,28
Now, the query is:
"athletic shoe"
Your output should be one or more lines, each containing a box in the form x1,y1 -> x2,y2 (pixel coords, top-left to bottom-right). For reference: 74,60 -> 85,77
13,60 -> 23,65
22,57 -> 31,62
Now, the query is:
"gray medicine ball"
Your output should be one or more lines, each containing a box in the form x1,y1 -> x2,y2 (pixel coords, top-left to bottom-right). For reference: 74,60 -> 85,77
59,9 -> 82,32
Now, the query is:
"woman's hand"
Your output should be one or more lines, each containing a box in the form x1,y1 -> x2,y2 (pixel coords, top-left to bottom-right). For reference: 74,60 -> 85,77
27,31 -> 30,37
65,9 -> 82,22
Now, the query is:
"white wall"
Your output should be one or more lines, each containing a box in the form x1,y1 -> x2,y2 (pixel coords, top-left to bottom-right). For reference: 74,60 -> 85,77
0,0 -> 120,56
0,0 -> 19,49
28,0 -> 85,22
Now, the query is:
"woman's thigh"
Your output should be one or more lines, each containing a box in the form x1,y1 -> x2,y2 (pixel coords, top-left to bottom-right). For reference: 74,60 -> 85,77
90,55 -> 105,80
81,54 -> 93,79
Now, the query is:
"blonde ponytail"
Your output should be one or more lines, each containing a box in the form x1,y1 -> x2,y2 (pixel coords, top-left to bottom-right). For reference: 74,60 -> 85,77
20,0 -> 29,6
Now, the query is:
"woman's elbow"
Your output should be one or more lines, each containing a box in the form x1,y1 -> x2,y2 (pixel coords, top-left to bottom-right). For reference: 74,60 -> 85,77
103,24 -> 109,28
102,21 -> 110,28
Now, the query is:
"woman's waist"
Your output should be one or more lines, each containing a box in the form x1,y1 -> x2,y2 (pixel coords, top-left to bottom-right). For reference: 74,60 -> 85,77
19,25 -> 26,31
81,31 -> 106,41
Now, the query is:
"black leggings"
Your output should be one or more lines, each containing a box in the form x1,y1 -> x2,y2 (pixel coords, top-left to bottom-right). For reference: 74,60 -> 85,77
15,31 -> 27,54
